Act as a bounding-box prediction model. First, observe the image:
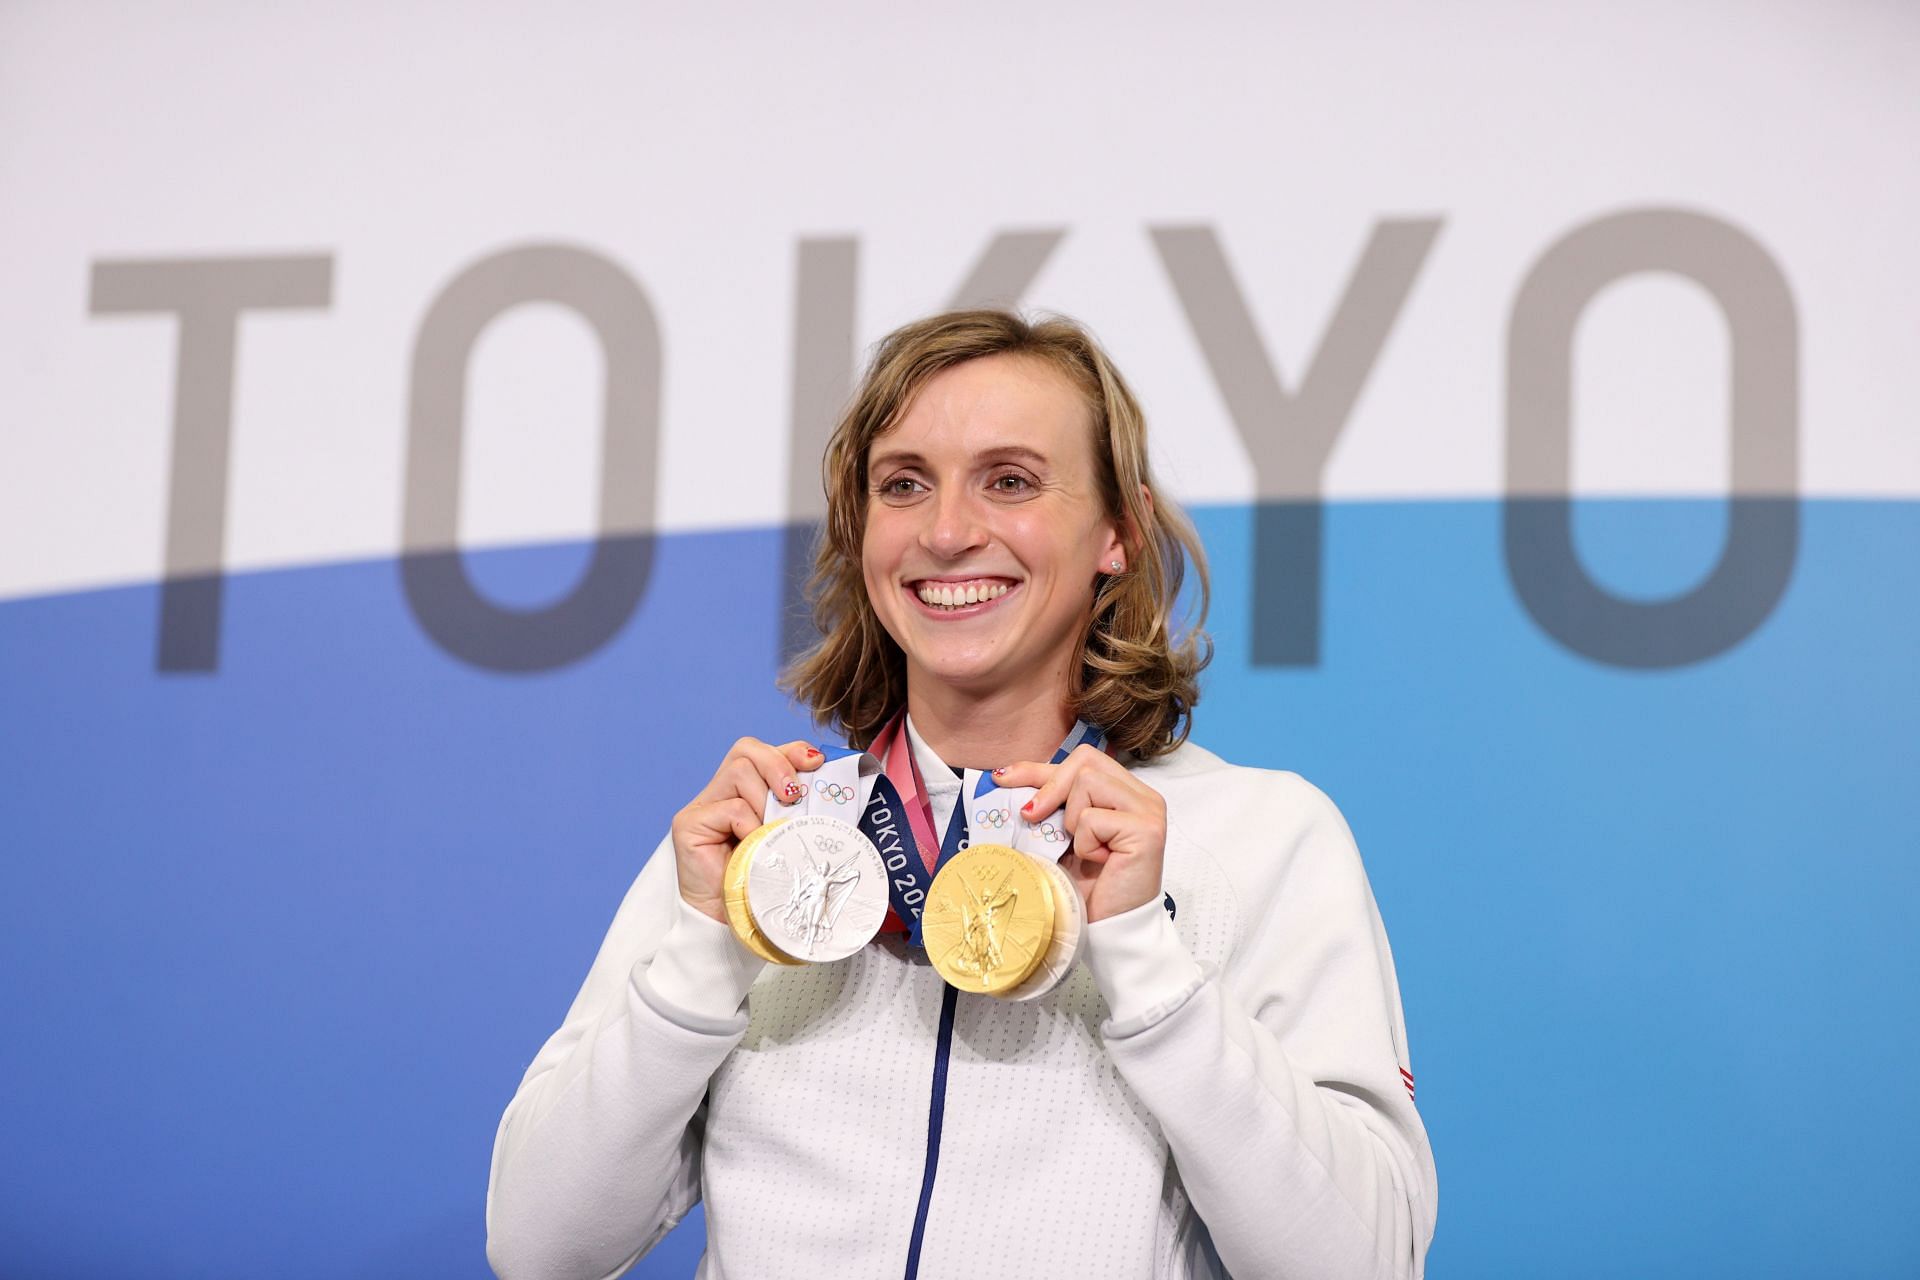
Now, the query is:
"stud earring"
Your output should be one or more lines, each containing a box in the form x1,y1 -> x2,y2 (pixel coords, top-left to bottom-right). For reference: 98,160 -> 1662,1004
1108,560 -> 1123,573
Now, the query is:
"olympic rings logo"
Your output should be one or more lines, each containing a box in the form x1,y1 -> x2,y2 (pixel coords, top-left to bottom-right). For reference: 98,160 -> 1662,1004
973,809 -> 1009,828
819,781 -> 854,804
1039,822 -> 1067,843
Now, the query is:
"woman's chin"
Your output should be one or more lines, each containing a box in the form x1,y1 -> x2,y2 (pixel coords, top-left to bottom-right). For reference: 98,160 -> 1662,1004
904,646 -> 1016,695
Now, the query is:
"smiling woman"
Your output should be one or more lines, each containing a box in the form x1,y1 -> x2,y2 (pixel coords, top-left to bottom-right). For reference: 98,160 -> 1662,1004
485,311 -> 1437,1280
791,314 -> 1210,771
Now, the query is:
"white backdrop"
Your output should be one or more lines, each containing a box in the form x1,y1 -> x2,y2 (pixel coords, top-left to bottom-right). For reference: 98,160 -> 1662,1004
3,0 -> 1915,601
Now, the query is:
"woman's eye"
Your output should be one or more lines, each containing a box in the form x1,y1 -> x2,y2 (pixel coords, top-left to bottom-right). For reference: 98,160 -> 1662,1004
991,473 -> 1032,494
880,476 -> 924,497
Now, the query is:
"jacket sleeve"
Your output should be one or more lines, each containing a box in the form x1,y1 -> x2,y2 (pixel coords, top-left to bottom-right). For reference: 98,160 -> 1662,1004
1082,773 -> 1437,1280
485,837 -> 766,1280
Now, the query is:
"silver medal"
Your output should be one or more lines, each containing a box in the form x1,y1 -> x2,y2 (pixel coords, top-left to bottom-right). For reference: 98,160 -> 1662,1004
1004,853 -> 1084,1002
743,815 -> 891,963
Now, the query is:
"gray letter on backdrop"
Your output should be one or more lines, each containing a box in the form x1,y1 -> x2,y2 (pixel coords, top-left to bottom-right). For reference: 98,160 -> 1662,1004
89,255 -> 333,673
1152,221 -> 1441,666
403,244 -> 660,671
781,237 -> 860,663
1505,208 -> 1798,667
780,230 -> 1066,662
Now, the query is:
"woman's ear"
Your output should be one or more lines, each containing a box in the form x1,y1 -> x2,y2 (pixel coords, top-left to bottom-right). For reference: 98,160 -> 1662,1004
1101,484 -> 1152,575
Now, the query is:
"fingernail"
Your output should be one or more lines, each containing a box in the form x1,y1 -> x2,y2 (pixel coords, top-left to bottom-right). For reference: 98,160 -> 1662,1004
806,748 -> 822,758
992,766 -> 1006,777
782,780 -> 802,801
1020,800 -> 1034,813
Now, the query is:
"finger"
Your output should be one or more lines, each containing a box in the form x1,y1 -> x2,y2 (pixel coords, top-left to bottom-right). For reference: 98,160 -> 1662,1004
776,739 -> 827,773
989,760 -> 1070,827
678,795 -> 764,849
708,796 -> 765,844
1051,761 -> 1124,835
1070,806 -> 1138,863
717,796 -> 765,843
704,754 -> 749,800
989,759 -> 1053,792
1013,760 -> 1082,824
714,736 -> 818,800
1018,744 -> 1135,825
695,737 -> 766,806
695,755 -> 777,814
732,742 -> 810,808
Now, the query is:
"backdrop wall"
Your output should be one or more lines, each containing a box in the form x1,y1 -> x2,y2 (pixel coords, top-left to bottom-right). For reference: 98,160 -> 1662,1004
3,2 -> 1915,1276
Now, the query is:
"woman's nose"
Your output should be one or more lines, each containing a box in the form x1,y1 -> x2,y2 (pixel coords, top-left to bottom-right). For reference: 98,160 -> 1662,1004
922,488 -> 987,559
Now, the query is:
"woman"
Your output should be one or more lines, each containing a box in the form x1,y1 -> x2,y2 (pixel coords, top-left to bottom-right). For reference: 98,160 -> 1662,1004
486,311 -> 1437,1279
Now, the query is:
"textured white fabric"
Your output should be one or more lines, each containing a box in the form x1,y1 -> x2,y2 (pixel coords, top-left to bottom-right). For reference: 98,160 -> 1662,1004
900,713 -> 963,836
486,740 -> 1438,1280
647,899 -> 766,1023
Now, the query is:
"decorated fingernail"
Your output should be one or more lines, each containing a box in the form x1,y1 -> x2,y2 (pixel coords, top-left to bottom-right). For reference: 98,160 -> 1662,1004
806,747 -> 822,758
782,779 -> 803,802
992,766 -> 1006,777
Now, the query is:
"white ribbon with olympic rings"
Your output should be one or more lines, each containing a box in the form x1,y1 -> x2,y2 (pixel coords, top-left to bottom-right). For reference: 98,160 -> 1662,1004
964,775 -> 1075,862
762,746 -> 880,827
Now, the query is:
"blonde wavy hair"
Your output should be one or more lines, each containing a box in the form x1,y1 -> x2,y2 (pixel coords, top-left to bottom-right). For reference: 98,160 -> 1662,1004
781,309 -> 1211,760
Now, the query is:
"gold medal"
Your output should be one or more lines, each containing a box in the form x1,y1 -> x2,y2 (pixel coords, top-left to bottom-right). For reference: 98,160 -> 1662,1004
723,823 -> 802,966
922,843 -> 1054,995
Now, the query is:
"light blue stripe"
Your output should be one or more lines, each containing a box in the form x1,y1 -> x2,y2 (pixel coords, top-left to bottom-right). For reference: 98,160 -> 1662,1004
0,498 -> 1911,1278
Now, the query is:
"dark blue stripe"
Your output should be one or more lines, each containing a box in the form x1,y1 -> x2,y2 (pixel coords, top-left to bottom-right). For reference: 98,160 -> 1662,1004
902,984 -> 960,1280
900,723 -> 1098,1275
862,773 -> 932,946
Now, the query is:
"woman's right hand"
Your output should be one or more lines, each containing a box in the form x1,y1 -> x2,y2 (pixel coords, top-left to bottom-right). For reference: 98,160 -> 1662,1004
671,737 -> 824,923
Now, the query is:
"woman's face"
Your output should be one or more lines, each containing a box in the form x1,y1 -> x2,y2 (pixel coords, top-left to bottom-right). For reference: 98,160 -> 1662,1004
862,352 -> 1124,704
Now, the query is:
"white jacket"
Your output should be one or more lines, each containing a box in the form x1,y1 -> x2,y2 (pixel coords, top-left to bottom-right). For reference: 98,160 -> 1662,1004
486,738 -> 1437,1279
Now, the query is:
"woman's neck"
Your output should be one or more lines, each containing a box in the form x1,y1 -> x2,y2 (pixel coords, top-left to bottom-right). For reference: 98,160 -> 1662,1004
905,679 -> 1076,773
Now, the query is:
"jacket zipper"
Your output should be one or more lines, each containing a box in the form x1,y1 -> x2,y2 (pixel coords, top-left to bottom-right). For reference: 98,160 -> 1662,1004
902,984 -> 959,1279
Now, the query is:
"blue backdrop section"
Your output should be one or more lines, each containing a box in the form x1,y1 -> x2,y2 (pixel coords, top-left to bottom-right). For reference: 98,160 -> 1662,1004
1,499 -> 1914,1278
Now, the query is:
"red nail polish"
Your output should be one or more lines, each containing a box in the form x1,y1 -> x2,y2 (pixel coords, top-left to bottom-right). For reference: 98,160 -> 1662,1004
1020,800 -> 1034,813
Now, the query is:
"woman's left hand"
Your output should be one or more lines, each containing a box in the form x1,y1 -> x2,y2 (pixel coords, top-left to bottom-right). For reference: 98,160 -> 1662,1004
991,746 -> 1166,924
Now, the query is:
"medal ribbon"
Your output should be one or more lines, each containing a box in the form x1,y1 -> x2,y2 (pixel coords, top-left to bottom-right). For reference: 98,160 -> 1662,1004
857,712 -> 1103,947
965,771 -> 1079,862
762,748 -> 879,825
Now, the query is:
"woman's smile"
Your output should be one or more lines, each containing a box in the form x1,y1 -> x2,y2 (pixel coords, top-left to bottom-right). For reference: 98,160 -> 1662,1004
861,352 -> 1124,698
908,577 -> 1019,614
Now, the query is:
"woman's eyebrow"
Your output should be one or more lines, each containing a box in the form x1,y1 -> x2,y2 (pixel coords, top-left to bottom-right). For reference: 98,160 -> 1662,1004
978,445 -> 1050,468
869,444 -> 1051,471
868,447 -> 925,472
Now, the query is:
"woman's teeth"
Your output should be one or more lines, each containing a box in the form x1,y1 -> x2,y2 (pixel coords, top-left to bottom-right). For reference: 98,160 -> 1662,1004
916,581 -> 1011,610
